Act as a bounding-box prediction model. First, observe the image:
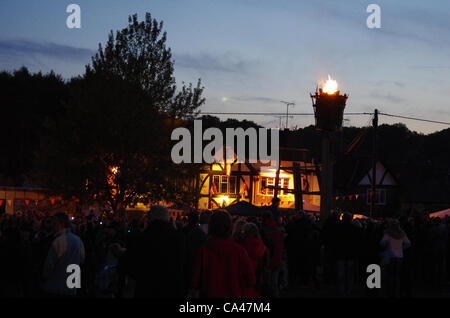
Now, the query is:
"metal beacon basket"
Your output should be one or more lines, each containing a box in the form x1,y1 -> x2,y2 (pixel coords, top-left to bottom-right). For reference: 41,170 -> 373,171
311,88 -> 348,132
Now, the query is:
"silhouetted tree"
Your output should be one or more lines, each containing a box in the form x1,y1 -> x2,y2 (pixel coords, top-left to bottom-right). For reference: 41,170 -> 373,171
0,67 -> 68,186
34,13 -> 205,214
87,12 -> 204,119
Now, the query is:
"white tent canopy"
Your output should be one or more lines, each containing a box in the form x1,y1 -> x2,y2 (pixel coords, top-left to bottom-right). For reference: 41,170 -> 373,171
429,208 -> 450,218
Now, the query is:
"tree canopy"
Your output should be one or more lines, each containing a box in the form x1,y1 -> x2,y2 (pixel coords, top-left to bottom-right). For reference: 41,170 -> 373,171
33,13 -> 205,213
87,12 -> 204,119
0,67 -> 68,186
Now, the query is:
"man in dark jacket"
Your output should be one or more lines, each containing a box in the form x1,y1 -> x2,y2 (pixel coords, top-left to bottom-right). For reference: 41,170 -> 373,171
286,212 -> 320,288
334,212 -> 361,296
182,211 -> 206,295
124,205 -> 186,298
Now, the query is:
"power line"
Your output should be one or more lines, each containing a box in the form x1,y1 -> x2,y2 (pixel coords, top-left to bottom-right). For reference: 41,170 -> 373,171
200,112 -> 372,116
379,112 -> 450,126
200,111 -> 450,126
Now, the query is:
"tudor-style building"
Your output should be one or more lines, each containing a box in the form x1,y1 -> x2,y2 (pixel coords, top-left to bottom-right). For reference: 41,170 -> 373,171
357,161 -> 399,206
335,158 -> 401,217
196,148 -> 320,211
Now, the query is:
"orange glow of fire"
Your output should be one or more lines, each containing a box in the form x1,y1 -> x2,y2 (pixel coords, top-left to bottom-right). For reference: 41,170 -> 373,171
110,166 -> 119,175
322,75 -> 338,94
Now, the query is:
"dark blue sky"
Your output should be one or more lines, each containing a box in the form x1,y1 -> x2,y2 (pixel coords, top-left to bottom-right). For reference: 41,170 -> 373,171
1,0 -> 449,133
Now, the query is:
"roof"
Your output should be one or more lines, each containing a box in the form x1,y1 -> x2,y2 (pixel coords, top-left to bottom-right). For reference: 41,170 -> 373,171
335,155 -> 450,204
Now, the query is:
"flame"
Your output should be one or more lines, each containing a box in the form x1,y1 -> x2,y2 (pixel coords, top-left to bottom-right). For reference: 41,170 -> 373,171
322,75 -> 338,94
110,166 -> 119,175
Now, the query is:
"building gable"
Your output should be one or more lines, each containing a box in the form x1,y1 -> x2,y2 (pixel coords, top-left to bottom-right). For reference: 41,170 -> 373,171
358,162 -> 398,186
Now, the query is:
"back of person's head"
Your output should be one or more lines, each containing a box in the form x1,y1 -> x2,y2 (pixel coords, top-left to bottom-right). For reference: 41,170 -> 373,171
109,242 -> 126,258
232,219 -> 247,239
433,217 -> 442,226
41,216 -> 53,231
296,211 -> 305,220
328,212 -> 338,221
147,205 -> 170,223
386,218 -> 405,239
271,197 -> 280,206
262,210 -> 273,223
53,212 -> 71,229
199,211 -> 211,225
308,214 -> 316,224
342,212 -> 352,223
352,218 -> 362,229
188,211 -> 199,225
243,222 -> 260,239
208,209 -> 232,239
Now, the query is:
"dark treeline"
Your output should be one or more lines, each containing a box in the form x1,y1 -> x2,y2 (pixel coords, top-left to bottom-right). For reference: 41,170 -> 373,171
0,67 -> 69,186
1,66 -> 448,188
281,123 -> 450,171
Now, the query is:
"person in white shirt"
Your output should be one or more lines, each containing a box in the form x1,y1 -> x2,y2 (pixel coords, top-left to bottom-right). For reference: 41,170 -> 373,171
380,219 -> 411,296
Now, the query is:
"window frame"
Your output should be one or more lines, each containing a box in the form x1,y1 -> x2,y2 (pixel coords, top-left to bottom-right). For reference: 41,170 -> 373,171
212,175 -> 237,194
366,188 -> 387,205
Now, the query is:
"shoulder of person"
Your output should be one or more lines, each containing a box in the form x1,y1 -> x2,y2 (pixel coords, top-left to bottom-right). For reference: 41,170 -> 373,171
235,241 -> 251,256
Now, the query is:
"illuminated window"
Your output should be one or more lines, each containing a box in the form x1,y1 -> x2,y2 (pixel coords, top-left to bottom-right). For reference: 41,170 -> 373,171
260,177 -> 290,196
229,176 -> 237,194
213,175 -> 237,194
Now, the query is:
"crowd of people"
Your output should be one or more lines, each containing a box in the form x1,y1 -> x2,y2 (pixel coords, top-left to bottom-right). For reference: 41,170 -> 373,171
0,199 -> 449,298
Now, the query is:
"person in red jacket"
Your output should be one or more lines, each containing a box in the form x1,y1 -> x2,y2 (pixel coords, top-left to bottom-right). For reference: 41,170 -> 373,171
190,210 -> 256,298
241,222 -> 267,297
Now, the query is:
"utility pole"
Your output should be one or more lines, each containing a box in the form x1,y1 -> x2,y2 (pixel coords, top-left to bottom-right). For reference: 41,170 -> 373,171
370,109 -> 378,218
280,101 -> 295,129
320,131 -> 333,222
273,115 -> 292,129
274,166 -> 280,200
293,162 -> 303,211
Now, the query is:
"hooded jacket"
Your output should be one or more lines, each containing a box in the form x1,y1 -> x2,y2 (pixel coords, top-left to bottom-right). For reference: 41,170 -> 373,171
262,218 -> 284,270
191,238 -> 255,298
241,237 -> 267,297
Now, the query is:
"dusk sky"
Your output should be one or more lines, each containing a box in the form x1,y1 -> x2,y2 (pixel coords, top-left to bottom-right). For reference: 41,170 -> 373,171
1,0 -> 449,133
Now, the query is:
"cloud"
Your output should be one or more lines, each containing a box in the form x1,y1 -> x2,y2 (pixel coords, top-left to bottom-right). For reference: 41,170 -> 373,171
173,52 -> 256,74
0,39 -> 94,62
231,96 -> 281,104
311,1 -> 450,48
370,91 -> 406,104
408,65 -> 450,70
432,109 -> 450,116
